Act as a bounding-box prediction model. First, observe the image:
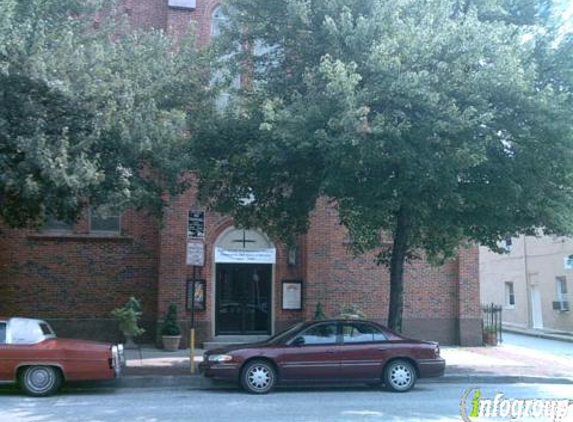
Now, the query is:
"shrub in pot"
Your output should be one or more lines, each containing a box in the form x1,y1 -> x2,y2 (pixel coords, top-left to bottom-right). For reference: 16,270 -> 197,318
111,297 -> 145,349
161,304 -> 182,352
483,325 -> 499,346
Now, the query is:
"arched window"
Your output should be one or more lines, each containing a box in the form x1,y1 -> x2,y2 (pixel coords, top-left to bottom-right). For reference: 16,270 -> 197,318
210,5 -> 240,110
211,6 -> 227,38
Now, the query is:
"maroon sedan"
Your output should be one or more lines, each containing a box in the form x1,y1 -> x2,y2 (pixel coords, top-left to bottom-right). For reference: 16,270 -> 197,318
200,320 -> 445,394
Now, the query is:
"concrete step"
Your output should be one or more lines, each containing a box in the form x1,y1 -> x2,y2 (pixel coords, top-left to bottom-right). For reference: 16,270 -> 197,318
204,335 -> 270,351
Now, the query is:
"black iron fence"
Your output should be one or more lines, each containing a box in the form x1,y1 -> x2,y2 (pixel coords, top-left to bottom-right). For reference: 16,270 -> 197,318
481,303 -> 503,345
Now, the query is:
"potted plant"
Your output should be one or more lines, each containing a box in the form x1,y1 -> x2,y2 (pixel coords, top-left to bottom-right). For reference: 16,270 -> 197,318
314,302 -> 326,320
483,325 -> 499,346
161,304 -> 181,352
337,304 -> 367,320
111,297 -> 146,349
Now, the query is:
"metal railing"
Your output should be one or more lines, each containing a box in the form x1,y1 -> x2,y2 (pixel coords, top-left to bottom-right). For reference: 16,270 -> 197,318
481,303 -> 503,345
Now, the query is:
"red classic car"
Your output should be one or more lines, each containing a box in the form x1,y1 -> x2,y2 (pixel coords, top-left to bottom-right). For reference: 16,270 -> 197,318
0,317 -> 124,396
200,319 -> 445,394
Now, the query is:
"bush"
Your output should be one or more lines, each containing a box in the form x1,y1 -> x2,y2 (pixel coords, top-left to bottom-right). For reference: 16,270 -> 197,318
161,304 -> 181,336
337,304 -> 367,320
314,302 -> 326,320
111,297 -> 145,338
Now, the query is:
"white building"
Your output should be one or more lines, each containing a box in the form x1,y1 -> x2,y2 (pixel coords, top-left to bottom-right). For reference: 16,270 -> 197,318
480,235 -> 572,333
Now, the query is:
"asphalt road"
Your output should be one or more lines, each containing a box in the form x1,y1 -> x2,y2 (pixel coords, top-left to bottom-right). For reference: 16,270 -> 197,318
1,383 -> 572,422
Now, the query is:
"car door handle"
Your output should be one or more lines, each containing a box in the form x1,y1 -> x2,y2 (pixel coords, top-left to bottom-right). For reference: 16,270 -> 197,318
378,347 -> 388,351
325,350 -> 336,354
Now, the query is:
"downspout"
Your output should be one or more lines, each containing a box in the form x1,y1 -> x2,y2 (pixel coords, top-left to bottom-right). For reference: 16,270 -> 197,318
523,235 -> 532,328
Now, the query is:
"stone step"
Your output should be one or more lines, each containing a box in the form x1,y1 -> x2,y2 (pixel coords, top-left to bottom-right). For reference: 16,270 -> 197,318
203,335 -> 270,351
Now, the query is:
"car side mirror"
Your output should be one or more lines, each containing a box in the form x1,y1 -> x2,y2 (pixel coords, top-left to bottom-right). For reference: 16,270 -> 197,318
292,337 -> 305,347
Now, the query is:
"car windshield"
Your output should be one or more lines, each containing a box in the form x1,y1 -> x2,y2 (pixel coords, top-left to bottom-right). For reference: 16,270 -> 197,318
265,322 -> 305,345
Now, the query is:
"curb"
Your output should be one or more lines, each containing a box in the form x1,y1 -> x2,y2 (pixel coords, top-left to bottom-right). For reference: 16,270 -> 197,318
65,373 -> 573,392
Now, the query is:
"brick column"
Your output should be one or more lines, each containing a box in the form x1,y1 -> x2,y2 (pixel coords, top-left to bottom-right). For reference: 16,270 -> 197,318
457,246 -> 482,346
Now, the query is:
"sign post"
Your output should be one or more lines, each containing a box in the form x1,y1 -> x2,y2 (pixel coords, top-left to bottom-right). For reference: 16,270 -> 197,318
186,240 -> 204,374
190,266 -> 197,374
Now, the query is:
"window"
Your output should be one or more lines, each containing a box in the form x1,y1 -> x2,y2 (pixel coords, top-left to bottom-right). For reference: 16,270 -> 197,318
210,6 -> 227,38
42,216 -> 73,233
557,276 -> 568,302
342,323 -> 387,343
505,282 -> 515,308
564,255 -> 573,270
502,237 -> 513,252
0,323 -> 6,344
39,323 -> 55,336
210,6 -> 241,111
299,323 -> 337,345
90,206 -> 120,233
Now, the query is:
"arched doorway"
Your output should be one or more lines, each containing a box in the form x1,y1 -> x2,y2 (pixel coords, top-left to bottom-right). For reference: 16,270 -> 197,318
213,227 -> 275,336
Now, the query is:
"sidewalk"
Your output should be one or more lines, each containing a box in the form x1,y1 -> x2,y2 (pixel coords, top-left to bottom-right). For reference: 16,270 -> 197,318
88,342 -> 573,391
502,324 -> 573,343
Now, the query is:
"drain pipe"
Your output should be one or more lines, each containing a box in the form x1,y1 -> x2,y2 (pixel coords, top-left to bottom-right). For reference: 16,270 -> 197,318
523,235 -> 533,328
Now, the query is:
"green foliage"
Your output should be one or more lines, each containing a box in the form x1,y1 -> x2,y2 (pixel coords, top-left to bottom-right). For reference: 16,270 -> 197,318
314,302 -> 326,321
111,297 -> 145,338
336,304 -> 367,320
483,325 -> 500,334
0,0 -> 211,227
161,304 -> 181,336
192,0 -> 573,330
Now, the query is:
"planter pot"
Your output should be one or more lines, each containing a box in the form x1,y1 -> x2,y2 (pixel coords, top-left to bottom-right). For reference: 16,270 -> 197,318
162,335 -> 182,352
124,335 -> 138,350
483,332 -> 498,346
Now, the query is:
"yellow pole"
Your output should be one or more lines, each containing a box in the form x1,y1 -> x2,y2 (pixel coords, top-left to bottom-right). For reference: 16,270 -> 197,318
190,328 -> 196,374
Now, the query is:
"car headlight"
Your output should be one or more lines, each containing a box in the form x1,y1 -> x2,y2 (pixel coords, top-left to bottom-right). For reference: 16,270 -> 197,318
208,354 -> 233,363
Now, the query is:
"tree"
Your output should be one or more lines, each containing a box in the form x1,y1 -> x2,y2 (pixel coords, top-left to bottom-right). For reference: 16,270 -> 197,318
191,0 -> 573,331
0,0 -> 210,227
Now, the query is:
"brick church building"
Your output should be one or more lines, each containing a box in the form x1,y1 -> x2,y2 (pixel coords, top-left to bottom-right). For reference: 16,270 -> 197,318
0,0 -> 482,347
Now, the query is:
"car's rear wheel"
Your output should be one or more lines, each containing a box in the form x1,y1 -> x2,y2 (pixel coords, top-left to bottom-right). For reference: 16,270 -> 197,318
383,359 -> 417,392
19,366 -> 62,397
241,360 -> 276,394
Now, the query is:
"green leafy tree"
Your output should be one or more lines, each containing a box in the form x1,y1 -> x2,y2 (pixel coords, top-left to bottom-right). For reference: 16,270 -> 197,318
0,0 -> 210,227
192,0 -> 573,331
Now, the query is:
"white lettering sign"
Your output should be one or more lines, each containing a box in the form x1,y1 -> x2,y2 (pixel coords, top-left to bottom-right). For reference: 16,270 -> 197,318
215,247 -> 276,264
168,0 -> 196,9
187,241 -> 205,266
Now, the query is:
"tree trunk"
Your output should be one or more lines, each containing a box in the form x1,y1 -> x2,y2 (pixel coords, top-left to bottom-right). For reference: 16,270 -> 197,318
387,206 -> 410,332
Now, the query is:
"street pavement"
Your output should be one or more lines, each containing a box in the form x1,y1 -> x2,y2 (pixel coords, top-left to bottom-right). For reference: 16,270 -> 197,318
1,383 -> 572,422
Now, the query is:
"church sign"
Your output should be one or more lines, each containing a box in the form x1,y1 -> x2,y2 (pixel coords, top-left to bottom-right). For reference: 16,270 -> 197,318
214,247 -> 276,264
188,211 -> 204,239
186,241 -> 205,266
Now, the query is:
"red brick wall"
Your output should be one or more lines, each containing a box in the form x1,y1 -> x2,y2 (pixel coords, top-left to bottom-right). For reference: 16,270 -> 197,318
0,0 -> 482,346
0,209 -> 160,342
304,198 -> 480,345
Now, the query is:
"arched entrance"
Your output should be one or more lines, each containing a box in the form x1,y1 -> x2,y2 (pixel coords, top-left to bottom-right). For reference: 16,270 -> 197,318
213,227 -> 275,336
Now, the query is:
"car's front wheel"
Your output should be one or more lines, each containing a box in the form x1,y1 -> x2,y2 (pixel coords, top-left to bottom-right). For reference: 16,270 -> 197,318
383,359 -> 417,392
19,365 -> 62,397
241,360 -> 276,394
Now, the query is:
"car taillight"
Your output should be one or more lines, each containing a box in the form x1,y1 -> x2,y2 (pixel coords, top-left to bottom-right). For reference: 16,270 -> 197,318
434,344 -> 440,357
